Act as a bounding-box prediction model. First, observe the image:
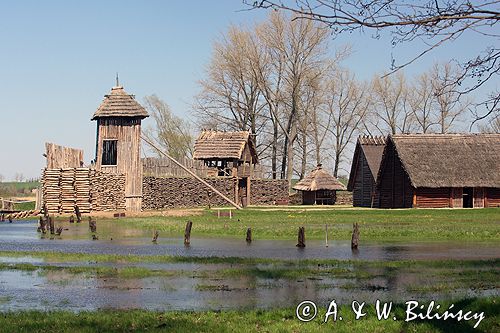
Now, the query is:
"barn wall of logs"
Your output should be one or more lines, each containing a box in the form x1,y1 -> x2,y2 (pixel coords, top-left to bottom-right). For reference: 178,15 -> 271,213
142,176 -> 235,209
250,179 -> 289,205
143,176 -> 289,209
41,168 -> 125,214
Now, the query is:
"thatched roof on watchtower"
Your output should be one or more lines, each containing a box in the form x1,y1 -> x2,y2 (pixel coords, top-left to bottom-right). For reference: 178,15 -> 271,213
92,86 -> 149,120
193,130 -> 258,163
293,165 -> 346,192
377,133 -> 500,188
347,136 -> 386,191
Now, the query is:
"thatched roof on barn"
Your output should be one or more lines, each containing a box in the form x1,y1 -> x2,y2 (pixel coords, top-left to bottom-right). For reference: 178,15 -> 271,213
293,165 -> 346,192
378,133 -> 500,188
193,130 -> 258,163
92,86 -> 149,120
347,136 -> 386,191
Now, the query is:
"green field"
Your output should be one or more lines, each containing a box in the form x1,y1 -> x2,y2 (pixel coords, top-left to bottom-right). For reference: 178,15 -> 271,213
0,298 -> 497,333
0,181 -> 39,197
98,207 -> 500,242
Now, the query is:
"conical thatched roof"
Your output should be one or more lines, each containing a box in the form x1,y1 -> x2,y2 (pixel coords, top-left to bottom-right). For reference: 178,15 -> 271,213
293,165 -> 346,191
92,86 -> 149,120
193,130 -> 258,162
378,133 -> 500,188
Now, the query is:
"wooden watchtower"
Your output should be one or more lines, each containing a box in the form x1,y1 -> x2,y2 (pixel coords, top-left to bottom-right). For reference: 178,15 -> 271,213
92,83 -> 149,211
193,130 -> 258,206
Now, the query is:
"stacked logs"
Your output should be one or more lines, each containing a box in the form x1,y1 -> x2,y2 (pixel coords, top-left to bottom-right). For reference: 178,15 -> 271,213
42,168 -> 61,214
60,168 -> 76,214
249,179 -> 289,205
142,176 -> 235,209
90,170 -> 126,211
75,168 -> 91,213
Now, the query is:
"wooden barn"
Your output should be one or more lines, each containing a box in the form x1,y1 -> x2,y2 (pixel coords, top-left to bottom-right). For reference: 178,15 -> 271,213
293,164 -> 346,205
347,136 -> 386,207
376,134 -> 500,208
92,84 -> 149,211
193,130 -> 258,206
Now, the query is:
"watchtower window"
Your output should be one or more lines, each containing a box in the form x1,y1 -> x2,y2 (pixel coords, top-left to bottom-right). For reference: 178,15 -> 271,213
102,140 -> 117,165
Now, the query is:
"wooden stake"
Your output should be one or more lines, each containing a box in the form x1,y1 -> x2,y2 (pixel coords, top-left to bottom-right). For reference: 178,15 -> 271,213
296,227 -> 305,248
325,224 -> 328,247
75,205 -> 82,223
152,230 -> 159,243
246,228 -> 252,243
49,216 -> 55,234
351,222 -> 360,250
141,136 -> 242,210
184,220 -> 193,246
69,215 -> 75,224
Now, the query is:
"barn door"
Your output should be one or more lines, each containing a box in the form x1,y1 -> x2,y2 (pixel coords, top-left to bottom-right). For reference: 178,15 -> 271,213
473,187 -> 485,208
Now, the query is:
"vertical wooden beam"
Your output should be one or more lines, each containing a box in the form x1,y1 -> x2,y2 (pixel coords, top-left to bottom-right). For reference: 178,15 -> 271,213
184,220 -> 193,246
412,190 -> 417,207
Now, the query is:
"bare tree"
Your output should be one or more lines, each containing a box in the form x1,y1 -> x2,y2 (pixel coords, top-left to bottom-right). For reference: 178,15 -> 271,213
479,111 -> 500,133
409,72 -> 437,133
248,1 -> 500,124
369,72 -> 414,135
324,69 -> 370,176
143,95 -> 194,160
431,63 -> 471,133
194,25 -> 265,135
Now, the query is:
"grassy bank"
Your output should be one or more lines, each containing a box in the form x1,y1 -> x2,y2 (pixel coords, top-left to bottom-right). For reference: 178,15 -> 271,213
0,297 -> 497,333
95,207 -> 500,242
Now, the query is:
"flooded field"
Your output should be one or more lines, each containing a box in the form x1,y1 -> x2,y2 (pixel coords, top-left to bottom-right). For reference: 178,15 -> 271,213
1,220 -> 499,260
0,219 -> 498,311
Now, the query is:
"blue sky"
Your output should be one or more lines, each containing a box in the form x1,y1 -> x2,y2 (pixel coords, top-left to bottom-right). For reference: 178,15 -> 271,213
0,1 -> 496,180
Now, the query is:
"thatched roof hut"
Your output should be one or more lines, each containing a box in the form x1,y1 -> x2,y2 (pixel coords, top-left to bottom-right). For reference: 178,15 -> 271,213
92,86 -> 149,120
376,133 -> 500,208
293,165 -> 346,205
347,136 -> 386,207
193,130 -> 258,163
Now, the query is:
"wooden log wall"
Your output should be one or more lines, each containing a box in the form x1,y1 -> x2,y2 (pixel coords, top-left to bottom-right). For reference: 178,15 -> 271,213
45,143 -> 84,169
485,188 -> 500,207
377,141 -> 414,208
352,152 -> 375,207
142,176 -> 236,209
250,179 -> 289,205
89,170 -> 126,211
142,177 -> 288,209
415,187 -> 451,208
42,168 -> 125,213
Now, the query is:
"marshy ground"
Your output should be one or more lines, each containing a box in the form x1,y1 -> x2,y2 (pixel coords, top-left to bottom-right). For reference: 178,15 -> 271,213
0,207 -> 498,332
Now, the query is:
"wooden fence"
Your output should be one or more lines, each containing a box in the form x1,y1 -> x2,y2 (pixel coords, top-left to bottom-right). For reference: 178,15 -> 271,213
142,157 -> 264,178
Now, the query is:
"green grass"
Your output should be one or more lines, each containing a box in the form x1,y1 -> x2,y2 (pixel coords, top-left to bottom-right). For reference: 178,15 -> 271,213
13,201 -> 35,211
98,207 -> 500,241
0,181 -> 39,197
0,297 -> 497,333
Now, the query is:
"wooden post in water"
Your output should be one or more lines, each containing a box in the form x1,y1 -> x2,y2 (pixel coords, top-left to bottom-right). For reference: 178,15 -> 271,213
184,220 -> 193,246
296,227 -> 305,248
69,215 -> 75,224
89,217 -> 97,233
152,230 -> 159,243
351,222 -> 360,250
75,205 -> 82,223
246,228 -> 252,243
325,224 -> 328,247
55,226 -> 63,236
49,216 -> 55,234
